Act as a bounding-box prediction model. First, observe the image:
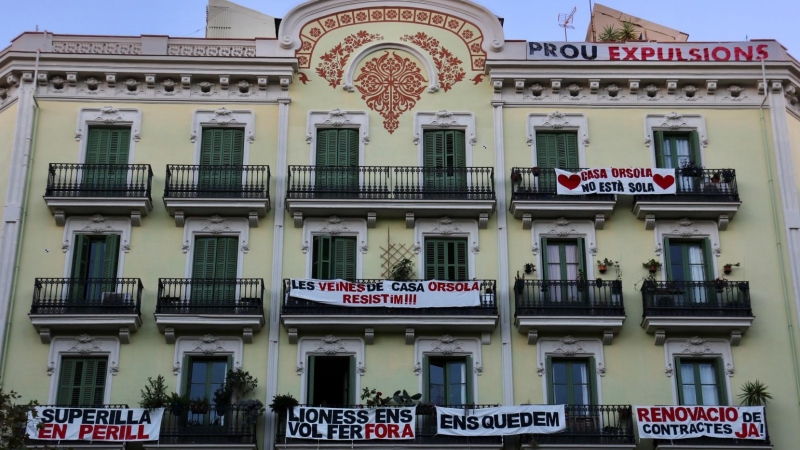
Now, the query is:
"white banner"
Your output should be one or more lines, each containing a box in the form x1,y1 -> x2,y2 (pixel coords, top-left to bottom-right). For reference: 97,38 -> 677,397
554,168 -> 676,195
27,407 -> 164,441
527,41 -> 786,62
286,406 -> 416,440
436,405 -> 566,436
288,279 -> 482,308
635,406 -> 767,440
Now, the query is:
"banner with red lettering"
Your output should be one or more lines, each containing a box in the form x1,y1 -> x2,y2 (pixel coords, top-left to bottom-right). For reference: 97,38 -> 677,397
635,406 -> 767,440
527,41 -> 786,62
27,407 -> 163,441
288,279 -> 483,308
554,168 -> 676,195
286,406 -> 416,440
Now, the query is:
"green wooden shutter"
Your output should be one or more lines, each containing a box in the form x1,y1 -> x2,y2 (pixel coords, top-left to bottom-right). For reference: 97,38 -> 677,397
84,128 -> 131,189
180,355 -> 191,396
101,234 -> 120,296
577,237 -> 586,276
455,240 -> 467,281
540,237 -> 550,281
307,355 -> 316,405
70,235 -> 91,301
200,128 -> 245,189
563,133 -> 579,168
654,131 -> 666,168
588,356 -> 598,405
332,238 -> 356,280
545,356 -> 554,404
674,357 -> 686,405
689,131 -> 701,166
57,358 -> 107,406
663,237 -> 673,280
536,134 -> 558,168
57,359 -> 77,405
702,238 -> 714,281
425,240 -> 438,280
192,238 -> 212,279
423,131 -> 442,189
452,131 -> 467,189
714,359 -> 728,406
465,356 -> 474,404
422,355 -> 430,402
216,237 -> 238,301
312,236 -> 332,279
348,356 -> 356,406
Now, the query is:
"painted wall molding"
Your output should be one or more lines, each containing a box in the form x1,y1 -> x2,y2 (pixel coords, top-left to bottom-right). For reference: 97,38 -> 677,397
61,215 -> 131,279
663,337 -> 734,405
306,109 -> 369,166
414,336 -> 482,403
536,336 -> 605,404
303,216 -> 368,278
527,112 -> 589,167
653,218 -> 720,278
296,336 -> 365,404
531,218 -> 598,279
75,106 -> 141,164
190,108 -> 255,165
344,42 -> 440,94
173,335 -> 243,395
414,217 -> 479,279
413,111 -> 477,167
644,112 -> 708,167
182,216 -> 249,278
47,335 -> 120,404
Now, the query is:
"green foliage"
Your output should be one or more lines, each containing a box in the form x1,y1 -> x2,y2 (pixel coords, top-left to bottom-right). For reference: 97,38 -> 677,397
642,259 -> 662,269
738,380 -> 773,406
618,20 -> 641,41
237,399 -> 266,425
139,375 -> 169,409
0,390 -> 40,450
598,24 -> 621,42
226,369 -> 258,399
269,393 -> 299,413
390,258 -> 415,281
360,387 -> 389,407
391,389 -> 422,406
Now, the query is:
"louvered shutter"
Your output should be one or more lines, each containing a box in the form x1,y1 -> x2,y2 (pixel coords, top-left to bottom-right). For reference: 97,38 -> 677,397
56,359 -> 77,405
654,131 -> 666,168
588,356 -> 598,405
423,131 -> 444,190
81,359 -> 107,407
689,131 -> 701,166
545,357 -> 554,404
101,234 -> 120,296
216,237 -> 238,301
70,235 -> 91,301
454,239 -> 468,281
312,236 -> 332,279
315,129 -> 333,190
452,130 -> 467,189
465,355 -> 474,404
332,238 -> 356,281
563,133 -> 579,168
537,134 -> 558,192
84,128 -> 130,190
540,237 -> 550,281
347,355 -> 356,406
199,129 -> 218,190
425,240 -> 438,280
702,238 -> 714,283
192,237 -> 215,303
337,129 -> 358,191
227,129 -> 245,189
663,237 -> 673,280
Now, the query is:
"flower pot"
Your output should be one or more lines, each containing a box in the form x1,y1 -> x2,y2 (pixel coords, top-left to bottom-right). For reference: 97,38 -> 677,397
511,172 -> 521,184
649,265 -> 657,273
532,167 -> 540,177
711,175 -> 721,183
598,264 -> 607,273
513,279 -> 525,296
595,278 -> 604,287
191,404 -> 209,415
611,280 -> 622,295
723,264 -> 732,274
170,403 -> 187,416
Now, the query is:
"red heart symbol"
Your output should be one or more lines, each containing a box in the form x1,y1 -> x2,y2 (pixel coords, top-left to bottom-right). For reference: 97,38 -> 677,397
557,174 -> 582,190
653,174 -> 675,190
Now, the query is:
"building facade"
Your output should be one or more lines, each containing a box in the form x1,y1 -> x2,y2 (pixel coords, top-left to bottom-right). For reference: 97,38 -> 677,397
0,0 -> 800,449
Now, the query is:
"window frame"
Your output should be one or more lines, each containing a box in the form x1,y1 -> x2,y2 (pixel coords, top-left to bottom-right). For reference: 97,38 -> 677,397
664,338 -> 734,406
303,217 -> 367,279
654,220 -> 720,282
546,356 -> 597,406
56,356 -> 109,407
414,218 -> 479,280
675,357 -> 728,406
182,217 -> 248,279
62,216 -> 130,281
75,107 -> 141,165
183,355 -> 231,402
173,336 -> 243,396
191,109 -> 254,166
527,112 -> 589,168
644,113 -> 708,169
47,336 -> 120,405
536,337 -> 605,405
297,337 -> 365,405
424,355 -> 473,405
424,237 -> 469,281
414,336 -> 482,405
307,110 -> 368,167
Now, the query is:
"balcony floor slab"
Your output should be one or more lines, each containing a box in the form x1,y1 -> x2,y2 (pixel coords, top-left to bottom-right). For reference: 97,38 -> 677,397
286,198 -> 495,219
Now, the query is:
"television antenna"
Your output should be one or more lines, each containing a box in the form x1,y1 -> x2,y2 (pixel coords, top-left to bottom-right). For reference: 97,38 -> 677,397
558,7 -> 577,41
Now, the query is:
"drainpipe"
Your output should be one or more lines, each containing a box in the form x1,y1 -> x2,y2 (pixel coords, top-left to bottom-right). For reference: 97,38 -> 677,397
758,58 -> 800,406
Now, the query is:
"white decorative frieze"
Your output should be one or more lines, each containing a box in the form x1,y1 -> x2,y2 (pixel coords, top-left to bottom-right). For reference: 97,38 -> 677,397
53,41 -> 142,55
167,44 -> 256,57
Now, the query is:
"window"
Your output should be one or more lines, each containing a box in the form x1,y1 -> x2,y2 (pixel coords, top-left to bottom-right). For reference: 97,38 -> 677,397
184,356 -> 229,403
424,238 -> 467,281
547,358 -> 596,405
654,131 -> 702,193
665,238 -> 713,303
312,236 -> 356,280
199,128 -> 244,191
540,238 -> 586,302
676,358 -> 726,406
423,130 -> 466,191
83,127 -> 131,191
70,234 -> 120,301
56,357 -> 108,406
536,132 -> 579,169
192,236 -> 238,302
316,129 -> 358,193
307,356 -> 355,406
424,356 -> 472,405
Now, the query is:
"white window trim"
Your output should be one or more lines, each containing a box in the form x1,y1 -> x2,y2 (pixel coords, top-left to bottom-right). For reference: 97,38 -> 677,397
654,218 -> 721,279
414,218 -> 479,279
61,215 -> 131,279
536,336 -> 605,404
75,106 -> 141,164
664,337 -> 734,405
413,111 -> 477,168
302,217 -> 368,279
307,110 -> 369,166
47,335 -> 120,404
296,336 -> 365,404
527,112 -> 589,167
182,216 -> 249,279
344,43 -> 440,94
172,335 -> 244,396
531,218 -> 598,279
644,112 -> 709,167
414,336 -> 482,404
190,108 -> 255,165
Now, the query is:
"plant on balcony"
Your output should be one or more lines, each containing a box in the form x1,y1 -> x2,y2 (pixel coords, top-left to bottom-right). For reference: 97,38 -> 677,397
680,160 -> 704,177
226,369 -> 258,402
513,278 -> 526,296
139,375 -> 170,409
714,277 -> 728,292
524,263 -> 536,274
391,389 -> 423,406
642,259 -> 662,274
597,258 -> 614,274
269,393 -> 299,414
576,270 -> 587,289
0,390 -> 43,450
360,387 -> 390,407
511,169 -> 522,184
722,169 -> 734,183
390,258 -> 415,281
415,402 -> 436,415
168,392 -> 190,416
711,172 -> 722,183
531,166 -> 541,176
190,396 -> 210,414
238,399 -> 266,425
723,262 -> 740,275
213,386 -> 232,414
738,380 -> 772,406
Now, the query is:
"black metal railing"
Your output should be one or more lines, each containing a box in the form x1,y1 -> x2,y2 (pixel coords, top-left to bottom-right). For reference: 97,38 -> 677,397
533,405 -> 634,446
287,166 -> 495,200
510,167 -> 615,202
282,279 -> 497,316
156,278 -> 264,315
514,279 -> 625,316
164,165 -> 270,199
30,278 -> 142,315
45,163 -> 153,198
276,404 -> 501,446
642,280 -> 753,317
635,168 -> 739,202
157,403 -> 258,445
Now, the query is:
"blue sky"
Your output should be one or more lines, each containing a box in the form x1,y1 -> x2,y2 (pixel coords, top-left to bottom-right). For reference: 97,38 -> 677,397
2,0 -> 798,57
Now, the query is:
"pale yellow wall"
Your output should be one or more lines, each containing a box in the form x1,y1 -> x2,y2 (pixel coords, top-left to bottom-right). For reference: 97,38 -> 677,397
789,113 -> 800,206
0,102 -> 18,226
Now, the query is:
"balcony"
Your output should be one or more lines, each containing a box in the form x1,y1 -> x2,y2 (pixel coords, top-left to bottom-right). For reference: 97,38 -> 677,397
641,280 -> 754,345
513,279 -> 626,344
43,163 -> 153,226
281,279 -> 498,344
523,405 -> 635,450
633,168 -> 741,230
142,403 -> 257,450
163,165 -> 271,227
29,278 -> 142,344
276,404 -> 502,450
28,404 -> 129,450
155,278 -> 265,344
286,166 -> 495,228
509,168 -> 616,230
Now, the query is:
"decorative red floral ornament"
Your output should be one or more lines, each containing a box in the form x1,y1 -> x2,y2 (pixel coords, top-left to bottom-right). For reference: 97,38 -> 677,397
355,51 -> 427,134
316,31 -> 383,88
401,32 -> 465,92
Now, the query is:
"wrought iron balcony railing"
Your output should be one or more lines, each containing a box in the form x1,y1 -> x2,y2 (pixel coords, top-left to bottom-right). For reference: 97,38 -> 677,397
164,165 -> 270,199
514,279 -> 625,316
157,403 -> 258,446
641,280 -> 753,317
45,163 -> 153,198
510,167 -> 615,202
282,279 -> 497,316
287,166 -> 495,200
276,404 -> 501,446
30,278 -> 142,315
156,278 -> 264,315
532,405 -> 635,446
634,168 -> 739,202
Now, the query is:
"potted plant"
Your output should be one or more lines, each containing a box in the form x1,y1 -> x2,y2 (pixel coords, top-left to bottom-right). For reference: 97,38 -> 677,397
738,281 -> 749,292
722,169 -> 734,183
190,396 -> 210,414
531,166 -> 541,177
576,270 -> 587,289
714,277 -> 728,292
595,278 -> 604,287
511,169 -> 522,184
738,380 -> 772,406
213,385 -> 232,415
236,399 -> 266,426
514,278 -> 526,296
390,258 -> 415,281
270,393 -> 299,414
168,392 -> 190,416
711,172 -> 721,183
415,402 -> 436,415
723,262 -> 740,275
642,259 -> 662,274
680,160 -> 703,177
225,369 -> 258,403
611,279 -> 622,295
524,263 -> 536,275
597,258 -> 614,274
139,375 -> 169,409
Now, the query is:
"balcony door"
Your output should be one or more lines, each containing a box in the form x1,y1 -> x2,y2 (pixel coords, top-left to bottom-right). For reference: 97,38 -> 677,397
676,357 -> 726,406
191,236 -> 238,304
199,128 -> 244,195
57,357 -> 108,406
312,236 -> 356,280
665,238 -> 713,303
653,131 -> 701,192
70,234 -> 120,302
316,129 -> 358,196
535,132 -> 579,193
547,358 -> 596,406
424,238 -> 467,281
424,356 -> 472,406
423,130 -> 466,194
83,127 -> 130,194
307,355 -> 355,406
541,238 -> 586,303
